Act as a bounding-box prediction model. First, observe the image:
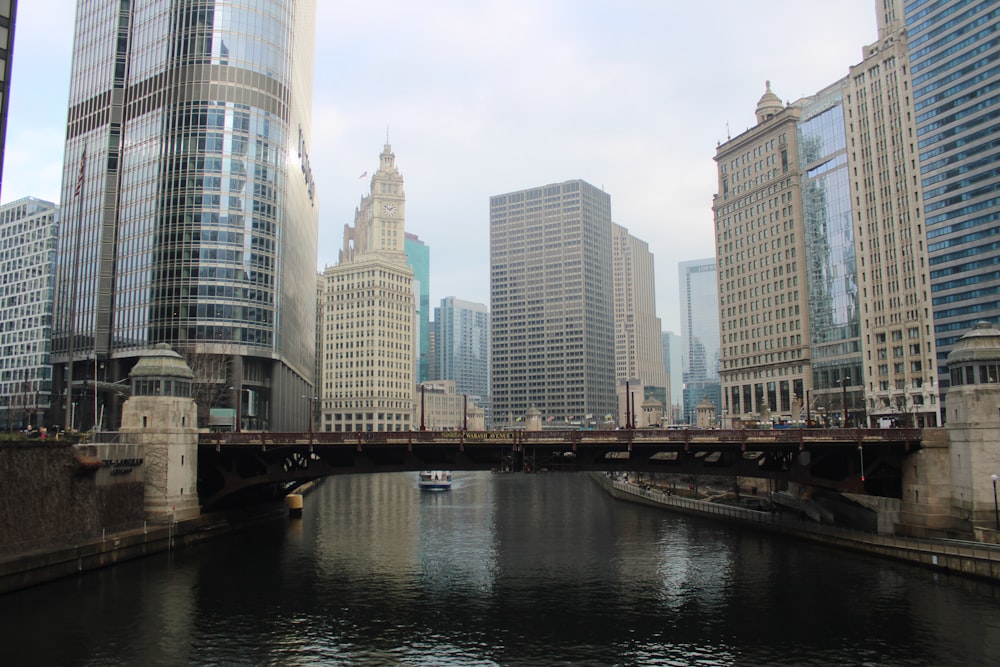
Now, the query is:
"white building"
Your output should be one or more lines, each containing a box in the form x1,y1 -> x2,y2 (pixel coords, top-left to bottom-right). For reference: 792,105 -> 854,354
0,197 -> 57,430
318,144 -> 415,432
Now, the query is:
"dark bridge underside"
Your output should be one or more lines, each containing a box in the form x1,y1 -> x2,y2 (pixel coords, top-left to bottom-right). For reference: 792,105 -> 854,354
197,429 -> 921,510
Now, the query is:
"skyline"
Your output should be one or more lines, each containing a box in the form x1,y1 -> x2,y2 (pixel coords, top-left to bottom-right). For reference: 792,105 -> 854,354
2,0 -> 878,332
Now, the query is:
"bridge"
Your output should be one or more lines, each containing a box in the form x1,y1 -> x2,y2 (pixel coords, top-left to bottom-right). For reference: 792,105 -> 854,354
197,427 -> 922,509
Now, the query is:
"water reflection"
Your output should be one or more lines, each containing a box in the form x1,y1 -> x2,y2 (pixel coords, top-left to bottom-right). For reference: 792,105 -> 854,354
0,472 -> 998,666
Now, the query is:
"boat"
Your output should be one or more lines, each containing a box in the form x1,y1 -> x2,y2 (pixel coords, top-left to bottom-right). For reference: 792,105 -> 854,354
418,470 -> 452,491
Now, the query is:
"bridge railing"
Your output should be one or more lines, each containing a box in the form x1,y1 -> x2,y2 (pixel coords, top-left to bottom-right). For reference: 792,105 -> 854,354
199,427 -> 923,448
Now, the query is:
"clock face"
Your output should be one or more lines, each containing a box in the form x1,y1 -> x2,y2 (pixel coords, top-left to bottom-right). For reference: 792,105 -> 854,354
382,202 -> 398,217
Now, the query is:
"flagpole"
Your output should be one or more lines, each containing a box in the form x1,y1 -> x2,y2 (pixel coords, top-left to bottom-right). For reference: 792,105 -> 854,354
66,147 -> 87,431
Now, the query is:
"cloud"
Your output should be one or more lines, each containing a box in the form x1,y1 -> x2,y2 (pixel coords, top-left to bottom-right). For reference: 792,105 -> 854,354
3,0 -> 877,333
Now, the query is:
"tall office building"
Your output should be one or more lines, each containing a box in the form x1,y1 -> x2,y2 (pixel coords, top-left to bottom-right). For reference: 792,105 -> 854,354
678,258 -> 721,424
51,1 -> 318,432
433,297 -> 490,423
0,0 -> 15,199
0,197 -> 56,430
490,179 -> 616,426
714,84 -> 811,426
844,1 -> 940,426
900,0 -> 1000,392
405,232 -> 431,383
798,81 -> 864,424
612,223 -> 668,412
318,143 -> 414,433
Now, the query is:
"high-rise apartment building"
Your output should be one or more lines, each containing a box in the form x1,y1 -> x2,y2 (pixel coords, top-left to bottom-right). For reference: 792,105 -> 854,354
901,0 -> 1000,393
844,0 -> 940,426
0,0 -> 16,199
714,85 -> 811,426
490,179 -> 616,426
318,143 -> 414,433
51,1 -> 318,432
405,232 -> 431,383
612,223 -> 668,413
678,259 -> 721,424
433,296 -> 490,425
0,197 -> 56,430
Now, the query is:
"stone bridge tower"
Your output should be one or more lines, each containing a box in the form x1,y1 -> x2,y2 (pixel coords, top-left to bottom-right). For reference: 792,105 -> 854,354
941,322 -> 1000,536
119,343 -> 200,522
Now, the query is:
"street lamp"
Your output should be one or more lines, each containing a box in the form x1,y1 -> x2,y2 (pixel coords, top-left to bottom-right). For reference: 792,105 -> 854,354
302,395 -> 317,436
841,376 -> 850,428
992,474 -> 999,530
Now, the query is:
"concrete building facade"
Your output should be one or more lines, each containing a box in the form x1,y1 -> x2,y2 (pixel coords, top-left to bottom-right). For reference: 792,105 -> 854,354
319,143 -> 414,433
844,2 -> 941,426
714,84 -> 811,426
489,179 -> 616,427
50,0 -> 319,432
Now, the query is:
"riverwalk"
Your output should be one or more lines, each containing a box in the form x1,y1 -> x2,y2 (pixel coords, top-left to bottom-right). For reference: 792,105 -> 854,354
591,472 -> 1000,583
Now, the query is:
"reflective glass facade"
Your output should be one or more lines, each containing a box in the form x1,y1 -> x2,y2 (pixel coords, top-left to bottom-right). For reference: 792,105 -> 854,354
433,297 -> 490,424
904,0 -> 1000,383
0,0 -> 16,199
679,259 -> 721,424
798,85 -> 863,420
52,1 -> 317,431
405,233 -> 431,383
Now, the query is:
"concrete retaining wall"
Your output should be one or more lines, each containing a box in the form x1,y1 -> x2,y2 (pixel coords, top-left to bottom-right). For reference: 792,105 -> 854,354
591,472 -> 1000,582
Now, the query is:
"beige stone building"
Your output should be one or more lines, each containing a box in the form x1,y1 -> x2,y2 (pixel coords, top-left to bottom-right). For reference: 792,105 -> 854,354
414,380 -> 485,431
844,0 -> 941,426
318,144 -> 415,432
612,223 -> 669,420
713,84 -> 812,424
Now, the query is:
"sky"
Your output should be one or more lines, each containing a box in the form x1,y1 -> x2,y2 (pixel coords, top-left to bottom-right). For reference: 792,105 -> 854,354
2,0 -> 878,333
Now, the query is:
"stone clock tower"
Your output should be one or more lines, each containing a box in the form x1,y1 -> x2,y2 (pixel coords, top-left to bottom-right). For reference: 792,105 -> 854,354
323,143 -> 415,434
341,143 -> 406,262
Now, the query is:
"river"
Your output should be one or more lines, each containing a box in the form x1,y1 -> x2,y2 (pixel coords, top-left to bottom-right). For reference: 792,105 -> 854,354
1,472 -> 999,666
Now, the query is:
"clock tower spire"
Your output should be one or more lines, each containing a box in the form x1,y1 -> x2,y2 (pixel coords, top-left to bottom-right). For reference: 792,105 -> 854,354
341,142 -> 406,262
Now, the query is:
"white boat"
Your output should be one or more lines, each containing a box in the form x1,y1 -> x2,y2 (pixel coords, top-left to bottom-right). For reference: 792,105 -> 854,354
418,470 -> 452,491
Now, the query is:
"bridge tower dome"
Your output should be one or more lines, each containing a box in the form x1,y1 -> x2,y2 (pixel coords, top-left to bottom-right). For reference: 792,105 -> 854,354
120,343 -> 200,522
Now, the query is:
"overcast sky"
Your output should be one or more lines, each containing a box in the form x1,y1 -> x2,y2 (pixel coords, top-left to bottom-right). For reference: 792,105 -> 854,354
2,0 -> 878,332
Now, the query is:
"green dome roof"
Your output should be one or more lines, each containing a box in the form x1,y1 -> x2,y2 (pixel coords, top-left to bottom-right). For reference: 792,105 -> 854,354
128,343 -> 195,380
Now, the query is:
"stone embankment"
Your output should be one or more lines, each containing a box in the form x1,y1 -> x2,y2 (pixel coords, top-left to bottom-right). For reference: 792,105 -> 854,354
591,472 -> 1000,582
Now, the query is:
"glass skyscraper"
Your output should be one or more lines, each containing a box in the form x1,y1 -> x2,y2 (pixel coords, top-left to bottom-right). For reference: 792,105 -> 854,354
798,82 -> 863,421
405,233 -> 431,384
679,258 -> 721,425
434,297 -> 490,424
903,0 -> 1000,386
0,0 -> 16,199
52,1 -> 318,431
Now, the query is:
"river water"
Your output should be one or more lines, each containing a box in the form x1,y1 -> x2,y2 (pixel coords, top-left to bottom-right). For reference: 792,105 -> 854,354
2,472 -> 999,666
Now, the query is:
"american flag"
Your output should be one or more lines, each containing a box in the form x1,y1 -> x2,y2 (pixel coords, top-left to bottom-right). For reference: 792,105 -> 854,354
74,149 -> 87,197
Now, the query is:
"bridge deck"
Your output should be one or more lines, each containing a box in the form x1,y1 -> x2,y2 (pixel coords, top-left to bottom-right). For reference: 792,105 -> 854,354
196,428 -> 922,509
